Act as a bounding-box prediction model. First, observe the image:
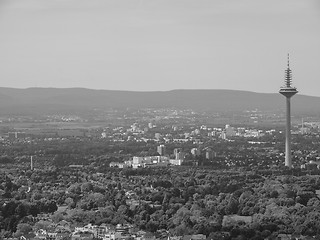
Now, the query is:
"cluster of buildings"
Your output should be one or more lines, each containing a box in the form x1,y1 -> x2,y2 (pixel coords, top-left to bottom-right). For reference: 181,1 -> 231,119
110,145 -> 217,168
101,123 -> 272,145
2,124 -> 265,143
110,153 -> 183,168
109,146 -> 187,168
14,223 -> 147,240
2,120 -> 315,144
7,223 -> 207,240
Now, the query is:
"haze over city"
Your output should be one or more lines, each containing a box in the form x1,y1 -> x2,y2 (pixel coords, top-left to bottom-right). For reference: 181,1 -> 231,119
0,0 -> 320,96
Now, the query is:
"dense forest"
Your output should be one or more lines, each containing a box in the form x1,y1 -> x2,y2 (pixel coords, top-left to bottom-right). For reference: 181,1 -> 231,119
2,165 -> 320,239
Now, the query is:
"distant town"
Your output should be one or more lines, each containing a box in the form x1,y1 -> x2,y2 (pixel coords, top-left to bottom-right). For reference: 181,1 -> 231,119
1,108 -> 320,170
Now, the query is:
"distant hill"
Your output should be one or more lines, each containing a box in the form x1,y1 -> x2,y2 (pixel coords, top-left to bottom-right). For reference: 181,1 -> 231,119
0,87 -> 319,115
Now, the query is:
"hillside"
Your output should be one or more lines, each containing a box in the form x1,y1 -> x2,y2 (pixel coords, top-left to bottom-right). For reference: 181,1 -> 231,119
0,87 -> 319,115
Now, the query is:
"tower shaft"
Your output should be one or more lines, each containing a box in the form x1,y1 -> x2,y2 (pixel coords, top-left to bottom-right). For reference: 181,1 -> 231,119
285,97 -> 292,168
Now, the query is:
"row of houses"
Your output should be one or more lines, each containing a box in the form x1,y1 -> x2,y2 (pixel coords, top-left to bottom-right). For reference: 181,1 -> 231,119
5,223 -> 207,240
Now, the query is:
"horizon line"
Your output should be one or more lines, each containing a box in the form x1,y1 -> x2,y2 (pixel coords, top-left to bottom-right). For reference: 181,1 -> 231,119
0,86 -> 316,97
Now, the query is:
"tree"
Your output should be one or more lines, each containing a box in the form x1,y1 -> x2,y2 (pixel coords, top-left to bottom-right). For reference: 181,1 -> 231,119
81,182 -> 93,192
65,197 -> 75,208
87,193 -> 106,208
51,212 -> 65,223
46,200 -> 58,213
15,203 -> 28,218
13,223 -> 32,237
225,198 -> 238,215
146,220 -> 159,232
117,205 -> 129,216
67,184 -> 81,194
33,220 -> 52,231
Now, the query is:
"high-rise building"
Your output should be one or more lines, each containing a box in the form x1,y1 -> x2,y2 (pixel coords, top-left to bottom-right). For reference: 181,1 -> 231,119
174,148 -> 184,160
191,148 -> 201,156
205,148 -> 216,160
225,124 -> 236,137
155,133 -> 161,140
220,132 -> 227,140
173,148 -> 181,155
279,54 -> 298,168
157,145 -> 166,156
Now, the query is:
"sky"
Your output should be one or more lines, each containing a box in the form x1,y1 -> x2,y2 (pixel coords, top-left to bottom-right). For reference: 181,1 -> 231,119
0,0 -> 319,96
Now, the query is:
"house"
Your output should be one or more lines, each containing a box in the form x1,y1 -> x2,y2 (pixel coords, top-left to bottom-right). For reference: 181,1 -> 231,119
115,224 -> 130,235
71,231 -> 94,240
75,224 -> 98,237
181,235 -> 206,240
141,232 -> 155,240
190,235 -> 206,240
56,220 -> 71,228
55,233 -> 71,240
277,234 -> 292,240
47,232 -> 57,240
35,229 -> 48,240
182,236 -> 192,240
20,234 -> 36,240
101,231 -> 121,240
167,237 -> 181,240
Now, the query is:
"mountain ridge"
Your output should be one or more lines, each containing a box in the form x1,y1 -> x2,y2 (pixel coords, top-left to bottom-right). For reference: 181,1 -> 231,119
0,87 -> 319,115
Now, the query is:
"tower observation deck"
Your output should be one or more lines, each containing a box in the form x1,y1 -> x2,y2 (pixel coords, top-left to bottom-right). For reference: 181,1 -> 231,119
279,54 -> 298,168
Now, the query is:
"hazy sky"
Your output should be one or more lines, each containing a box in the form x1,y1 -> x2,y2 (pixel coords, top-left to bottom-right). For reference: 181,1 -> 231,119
0,0 -> 319,96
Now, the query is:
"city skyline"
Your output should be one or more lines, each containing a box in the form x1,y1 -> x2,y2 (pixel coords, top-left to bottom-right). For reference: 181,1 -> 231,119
0,0 -> 319,96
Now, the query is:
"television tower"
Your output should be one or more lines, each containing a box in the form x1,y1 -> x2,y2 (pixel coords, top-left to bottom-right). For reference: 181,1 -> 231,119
279,54 -> 298,168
